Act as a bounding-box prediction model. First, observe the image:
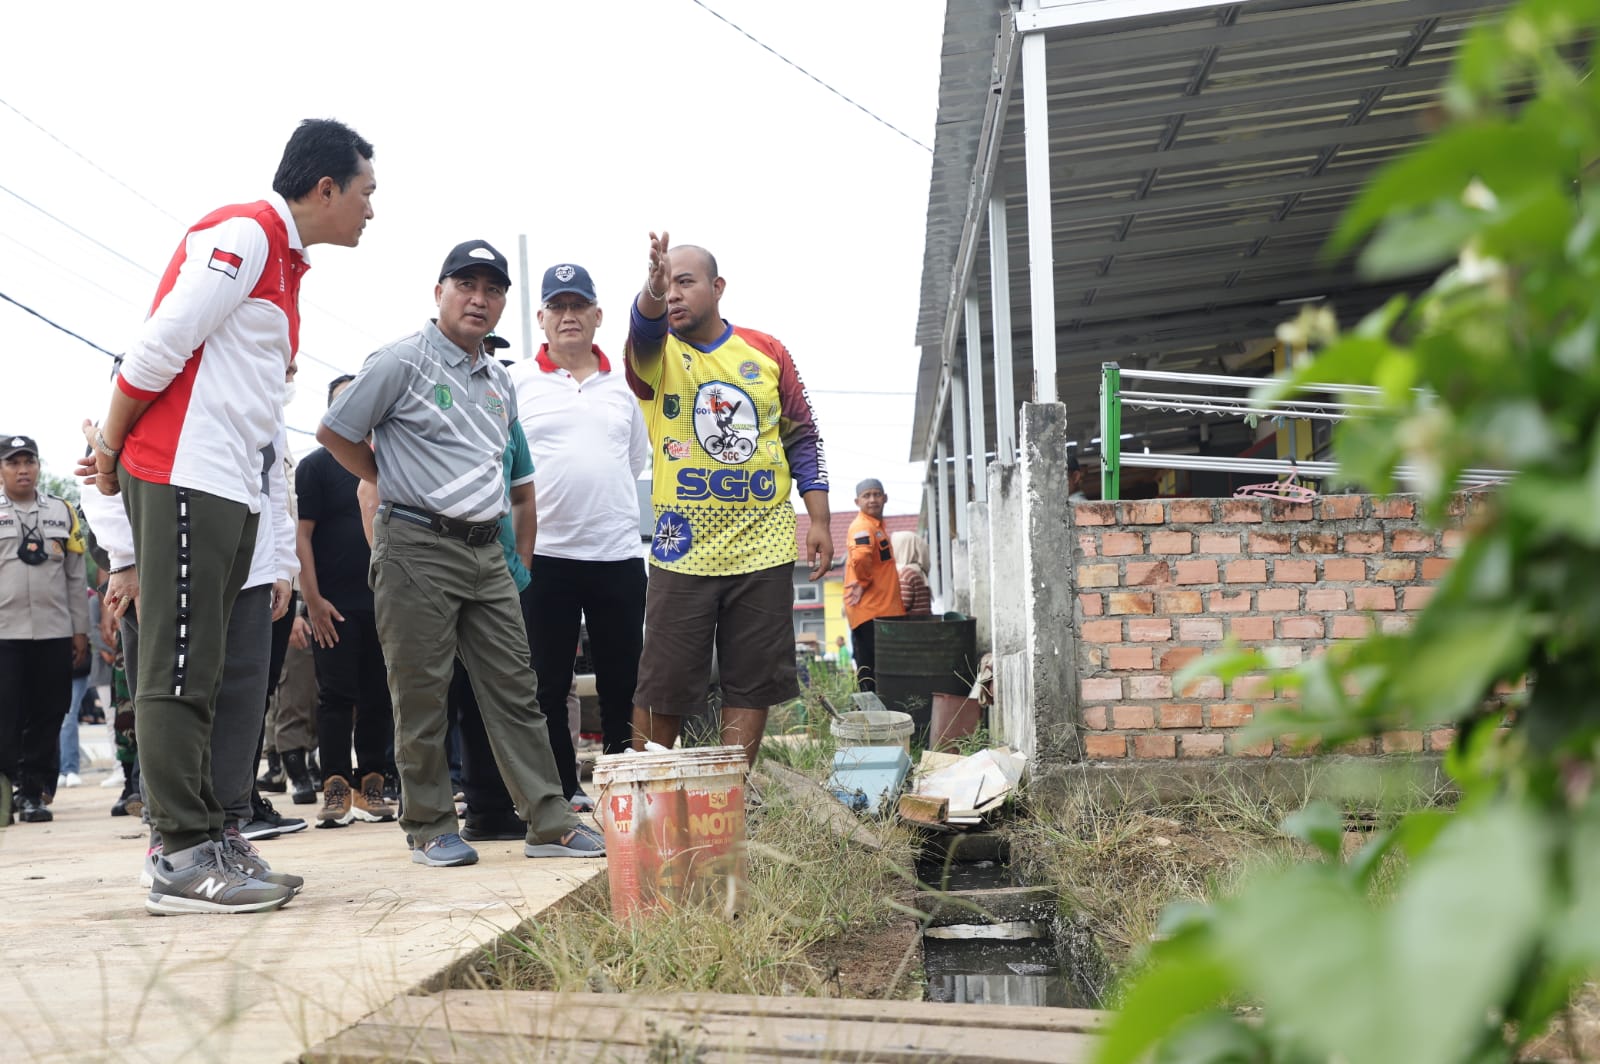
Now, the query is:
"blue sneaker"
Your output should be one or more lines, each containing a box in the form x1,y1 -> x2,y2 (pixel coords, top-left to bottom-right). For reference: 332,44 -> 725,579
410,832 -> 478,867
525,822 -> 606,859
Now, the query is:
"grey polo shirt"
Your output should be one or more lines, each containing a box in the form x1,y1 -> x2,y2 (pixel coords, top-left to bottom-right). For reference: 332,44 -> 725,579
323,321 -> 518,523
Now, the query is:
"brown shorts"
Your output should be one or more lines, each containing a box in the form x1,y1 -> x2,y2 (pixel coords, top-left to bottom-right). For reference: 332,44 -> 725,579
634,562 -> 799,715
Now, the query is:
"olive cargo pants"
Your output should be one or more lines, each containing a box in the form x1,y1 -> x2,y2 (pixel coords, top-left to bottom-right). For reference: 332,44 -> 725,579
370,514 -> 575,848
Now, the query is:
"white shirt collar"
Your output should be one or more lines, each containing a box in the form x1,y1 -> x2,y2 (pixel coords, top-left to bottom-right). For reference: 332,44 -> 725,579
264,191 -> 308,260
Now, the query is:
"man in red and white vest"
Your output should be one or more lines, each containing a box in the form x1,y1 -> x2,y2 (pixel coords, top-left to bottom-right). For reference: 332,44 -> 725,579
84,119 -> 377,916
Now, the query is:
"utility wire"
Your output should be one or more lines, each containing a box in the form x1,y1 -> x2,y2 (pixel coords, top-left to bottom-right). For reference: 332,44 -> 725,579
0,284 -> 318,438
685,0 -> 933,153
0,98 -> 384,346
0,287 -> 329,439
1,182 -> 352,375
0,181 -> 157,277
0,231 -> 142,309
0,289 -> 118,357
0,95 -> 184,224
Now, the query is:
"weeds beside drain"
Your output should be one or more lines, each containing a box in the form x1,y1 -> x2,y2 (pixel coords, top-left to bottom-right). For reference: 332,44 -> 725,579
460,745 -> 922,1000
1008,765 -> 1457,1005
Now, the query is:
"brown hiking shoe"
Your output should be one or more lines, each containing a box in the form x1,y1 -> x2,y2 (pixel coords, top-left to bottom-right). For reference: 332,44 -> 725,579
316,776 -> 353,828
350,772 -> 397,823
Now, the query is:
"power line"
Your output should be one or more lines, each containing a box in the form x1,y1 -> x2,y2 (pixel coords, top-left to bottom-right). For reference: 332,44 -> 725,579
1,182 -> 352,374
0,99 -> 384,346
0,287 -> 326,438
0,181 -> 158,277
0,289 -> 118,357
0,231 -> 142,310
685,0 -> 933,154
0,95 -> 184,224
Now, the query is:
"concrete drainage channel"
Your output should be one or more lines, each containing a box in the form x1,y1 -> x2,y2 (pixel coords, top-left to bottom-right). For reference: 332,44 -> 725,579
914,833 -> 1104,1009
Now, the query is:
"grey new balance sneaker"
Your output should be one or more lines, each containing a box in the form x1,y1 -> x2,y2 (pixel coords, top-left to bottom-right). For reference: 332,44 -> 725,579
221,826 -> 305,894
144,841 -> 294,916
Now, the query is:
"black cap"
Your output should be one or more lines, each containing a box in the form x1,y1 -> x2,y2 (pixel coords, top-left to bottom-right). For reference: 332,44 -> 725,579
0,435 -> 38,460
484,332 -> 511,350
439,240 -> 512,288
541,263 -> 596,302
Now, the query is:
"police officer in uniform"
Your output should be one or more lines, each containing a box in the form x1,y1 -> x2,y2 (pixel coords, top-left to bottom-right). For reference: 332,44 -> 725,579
0,435 -> 89,824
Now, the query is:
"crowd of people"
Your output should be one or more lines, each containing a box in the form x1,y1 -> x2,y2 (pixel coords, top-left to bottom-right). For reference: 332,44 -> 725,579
0,118 -> 842,916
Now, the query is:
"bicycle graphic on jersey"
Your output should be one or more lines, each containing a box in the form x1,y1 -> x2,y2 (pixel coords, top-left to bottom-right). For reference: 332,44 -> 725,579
693,381 -> 759,464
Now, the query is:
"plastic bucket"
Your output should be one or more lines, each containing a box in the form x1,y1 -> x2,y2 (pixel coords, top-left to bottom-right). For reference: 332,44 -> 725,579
829,709 -> 914,754
593,745 -> 748,920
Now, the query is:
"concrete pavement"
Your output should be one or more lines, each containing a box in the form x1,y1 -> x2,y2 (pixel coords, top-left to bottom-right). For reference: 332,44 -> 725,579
0,752 -> 603,1064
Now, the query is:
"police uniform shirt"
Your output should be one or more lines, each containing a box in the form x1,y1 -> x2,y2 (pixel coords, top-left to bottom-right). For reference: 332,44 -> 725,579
0,492 -> 89,641
323,321 -> 518,523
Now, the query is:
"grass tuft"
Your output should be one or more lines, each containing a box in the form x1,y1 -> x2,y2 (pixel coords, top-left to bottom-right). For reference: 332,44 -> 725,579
464,763 -> 920,1000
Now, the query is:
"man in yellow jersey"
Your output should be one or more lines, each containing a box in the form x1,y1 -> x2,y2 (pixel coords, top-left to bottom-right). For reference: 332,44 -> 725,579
625,232 -> 831,765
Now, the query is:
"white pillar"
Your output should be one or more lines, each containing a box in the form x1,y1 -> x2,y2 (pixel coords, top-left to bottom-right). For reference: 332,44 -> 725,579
936,439 -> 954,607
951,365 -> 970,541
987,182 -> 1018,465
924,480 -> 940,604
964,293 -> 988,492
1021,27 -> 1057,404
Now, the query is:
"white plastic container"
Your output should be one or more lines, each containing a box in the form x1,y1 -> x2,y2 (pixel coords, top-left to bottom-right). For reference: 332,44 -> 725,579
829,709 -> 914,754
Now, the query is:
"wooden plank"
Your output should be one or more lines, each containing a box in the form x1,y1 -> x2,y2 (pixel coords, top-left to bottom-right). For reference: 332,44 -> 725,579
358,989 -> 1107,1035
307,992 -> 1101,1063
897,793 -> 950,827
914,885 -> 1060,927
757,762 -> 886,852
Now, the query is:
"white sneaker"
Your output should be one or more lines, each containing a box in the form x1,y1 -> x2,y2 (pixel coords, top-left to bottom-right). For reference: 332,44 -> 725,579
61,772 -> 82,788
100,773 -> 125,788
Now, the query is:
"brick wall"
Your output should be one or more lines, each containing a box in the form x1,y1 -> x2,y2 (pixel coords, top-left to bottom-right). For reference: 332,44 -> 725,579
1072,494 -> 1465,760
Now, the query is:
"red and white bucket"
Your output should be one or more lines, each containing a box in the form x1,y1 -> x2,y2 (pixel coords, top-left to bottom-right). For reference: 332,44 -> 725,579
593,746 -> 748,920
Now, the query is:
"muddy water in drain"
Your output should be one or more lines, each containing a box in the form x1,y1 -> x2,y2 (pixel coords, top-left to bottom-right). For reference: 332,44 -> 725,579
918,856 -> 1097,1009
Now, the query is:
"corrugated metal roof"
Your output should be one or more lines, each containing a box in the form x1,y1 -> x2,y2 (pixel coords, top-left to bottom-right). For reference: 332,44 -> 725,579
912,0 -> 1513,458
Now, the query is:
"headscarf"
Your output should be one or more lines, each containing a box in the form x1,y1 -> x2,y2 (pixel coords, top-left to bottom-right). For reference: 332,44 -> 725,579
891,530 -> 930,576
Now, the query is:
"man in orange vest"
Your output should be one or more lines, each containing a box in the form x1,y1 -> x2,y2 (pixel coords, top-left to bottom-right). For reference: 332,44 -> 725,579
843,478 -> 904,692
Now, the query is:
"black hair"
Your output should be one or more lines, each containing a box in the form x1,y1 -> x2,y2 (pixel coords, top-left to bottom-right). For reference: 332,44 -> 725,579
272,119 -> 374,201
327,373 -> 356,406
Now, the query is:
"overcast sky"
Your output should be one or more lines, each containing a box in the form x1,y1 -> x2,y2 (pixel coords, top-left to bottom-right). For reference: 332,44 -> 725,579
0,0 -> 942,523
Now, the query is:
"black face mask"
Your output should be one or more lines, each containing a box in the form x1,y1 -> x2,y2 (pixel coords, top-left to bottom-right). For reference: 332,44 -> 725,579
16,525 -> 46,565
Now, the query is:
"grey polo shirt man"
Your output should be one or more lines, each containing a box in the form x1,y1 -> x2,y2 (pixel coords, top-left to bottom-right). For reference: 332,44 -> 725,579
321,320 -> 577,852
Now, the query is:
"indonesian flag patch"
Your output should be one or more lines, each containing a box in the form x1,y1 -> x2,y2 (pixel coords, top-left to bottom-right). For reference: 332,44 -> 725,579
208,248 -> 243,279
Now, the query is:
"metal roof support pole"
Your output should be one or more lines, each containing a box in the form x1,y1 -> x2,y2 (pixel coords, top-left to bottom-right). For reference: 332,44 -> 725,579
924,478 -> 941,604
1100,362 -> 1122,500
987,183 -> 1018,464
951,364 -> 971,542
937,439 -> 955,608
963,293 -> 988,494
1021,21 -> 1057,403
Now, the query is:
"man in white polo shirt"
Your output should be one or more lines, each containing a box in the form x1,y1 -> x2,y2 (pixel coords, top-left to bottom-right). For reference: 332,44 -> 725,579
508,263 -> 648,785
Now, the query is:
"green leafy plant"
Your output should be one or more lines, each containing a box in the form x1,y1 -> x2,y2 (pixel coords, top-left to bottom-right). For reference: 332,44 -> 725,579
1100,3 -> 1600,1061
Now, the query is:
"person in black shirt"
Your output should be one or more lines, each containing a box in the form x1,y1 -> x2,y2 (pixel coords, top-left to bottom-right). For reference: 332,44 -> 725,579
295,374 -> 396,827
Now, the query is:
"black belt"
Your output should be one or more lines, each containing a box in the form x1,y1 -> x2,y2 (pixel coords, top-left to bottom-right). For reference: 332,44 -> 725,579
382,503 -> 500,547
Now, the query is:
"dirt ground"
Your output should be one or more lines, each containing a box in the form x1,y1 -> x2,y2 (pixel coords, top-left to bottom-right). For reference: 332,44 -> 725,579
1521,986 -> 1600,1063
810,909 -> 927,1000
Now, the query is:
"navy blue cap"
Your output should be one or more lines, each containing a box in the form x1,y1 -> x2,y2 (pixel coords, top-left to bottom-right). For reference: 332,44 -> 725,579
440,240 -> 512,288
541,263 -> 596,302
